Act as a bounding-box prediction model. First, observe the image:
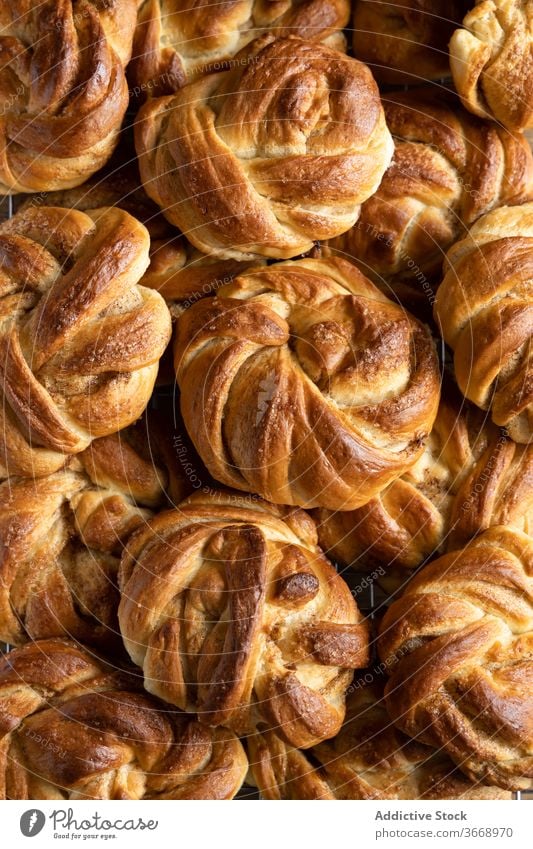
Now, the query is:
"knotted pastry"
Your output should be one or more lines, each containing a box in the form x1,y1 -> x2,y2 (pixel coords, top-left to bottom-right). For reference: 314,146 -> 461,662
118,489 -> 369,748
352,1 -> 468,83
0,639 -> 247,799
0,1 -> 137,193
0,204 -> 172,478
175,257 -> 441,510
0,414 -> 189,649
315,387 -> 532,581
378,526 -> 533,790
136,35 -> 394,260
247,681 -> 511,799
329,88 -> 533,284
450,0 -> 533,132
434,203 -> 533,444
130,0 -> 350,94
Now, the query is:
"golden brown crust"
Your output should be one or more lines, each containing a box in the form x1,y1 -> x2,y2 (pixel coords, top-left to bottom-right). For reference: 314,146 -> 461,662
329,88 -> 533,283
0,414 -> 188,649
434,203 -> 533,443
175,257 -> 440,510
0,639 -> 247,799
0,407 -> 210,650
0,1 -> 137,193
129,0 -> 350,95
0,205 -> 172,477
450,0 -> 533,131
378,526 -> 533,790
352,1 -> 468,83
315,388 -> 532,577
22,169 -> 260,314
247,681 -> 512,799
118,488 -> 368,748
135,35 -> 394,260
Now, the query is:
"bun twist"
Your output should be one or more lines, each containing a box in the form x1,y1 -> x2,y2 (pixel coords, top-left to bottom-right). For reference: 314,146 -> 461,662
329,88 -> 533,283
434,203 -> 533,444
0,205 -> 171,478
352,1 -> 468,83
118,489 -> 369,748
0,639 -> 247,799
450,0 -> 533,131
0,1 -> 137,193
136,35 -> 394,260
0,415 -> 188,649
130,0 -> 350,94
316,388 -> 532,581
378,526 -> 533,790
247,681 -> 511,799
175,257 -> 440,510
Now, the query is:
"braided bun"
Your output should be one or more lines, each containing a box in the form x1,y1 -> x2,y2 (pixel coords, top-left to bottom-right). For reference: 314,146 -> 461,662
175,257 -> 440,510
130,0 -> 350,94
378,526 -> 533,790
434,203 -> 533,444
330,88 -> 533,284
119,489 -> 369,748
450,0 -> 533,131
0,639 -> 247,799
315,388 -> 532,580
0,1 -> 137,193
0,205 -> 171,477
136,35 -> 394,260
0,416 -> 186,648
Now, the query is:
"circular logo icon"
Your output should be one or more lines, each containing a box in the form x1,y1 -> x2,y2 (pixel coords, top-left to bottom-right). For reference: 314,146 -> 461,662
20,810 -> 46,837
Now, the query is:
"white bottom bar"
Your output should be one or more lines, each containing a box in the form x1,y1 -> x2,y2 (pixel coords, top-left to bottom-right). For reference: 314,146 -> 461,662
2,799 -> 531,849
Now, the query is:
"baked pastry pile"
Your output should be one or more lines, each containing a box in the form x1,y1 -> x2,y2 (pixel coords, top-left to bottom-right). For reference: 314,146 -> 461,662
0,2 -> 532,801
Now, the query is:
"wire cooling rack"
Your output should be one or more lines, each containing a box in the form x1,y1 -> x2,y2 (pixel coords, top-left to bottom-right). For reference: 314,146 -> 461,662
0,193 -> 529,802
